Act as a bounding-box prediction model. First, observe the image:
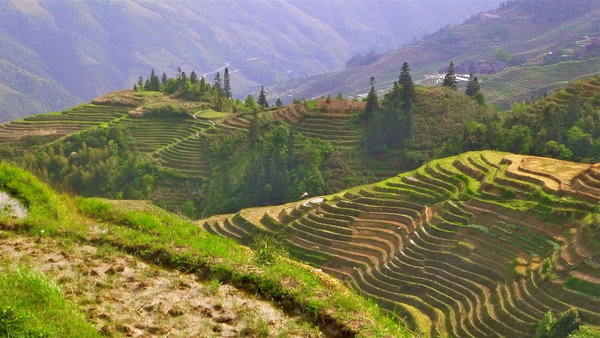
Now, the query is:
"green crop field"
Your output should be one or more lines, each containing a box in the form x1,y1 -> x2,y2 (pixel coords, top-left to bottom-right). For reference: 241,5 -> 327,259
201,150 -> 600,337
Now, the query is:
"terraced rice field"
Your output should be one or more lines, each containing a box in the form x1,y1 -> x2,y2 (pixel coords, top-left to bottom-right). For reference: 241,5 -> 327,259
293,112 -> 361,149
116,116 -> 212,177
218,101 -> 361,150
200,151 -> 600,337
481,58 -> 600,107
0,103 -> 129,144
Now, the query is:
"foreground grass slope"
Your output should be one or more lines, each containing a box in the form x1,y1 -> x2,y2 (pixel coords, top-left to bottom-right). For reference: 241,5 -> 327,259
0,161 -> 408,337
201,151 -> 600,337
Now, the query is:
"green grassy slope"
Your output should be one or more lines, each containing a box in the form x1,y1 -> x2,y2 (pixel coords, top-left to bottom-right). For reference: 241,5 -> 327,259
0,161 -> 409,337
201,150 -> 600,337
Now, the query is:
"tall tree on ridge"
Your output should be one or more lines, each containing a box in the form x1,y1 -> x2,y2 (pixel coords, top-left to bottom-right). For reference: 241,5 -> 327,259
465,73 -> 480,97
258,86 -> 269,109
442,61 -> 457,89
361,76 -> 379,123
223,67 -> 231,98
214,72 -> 222,94
399,62 -> 416,140
146,69 -> 160,91
190,70 -> 198,84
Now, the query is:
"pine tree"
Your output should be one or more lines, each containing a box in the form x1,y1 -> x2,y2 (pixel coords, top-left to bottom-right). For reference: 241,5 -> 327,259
199,76 -> 206,91
190,70 -> 198,84
214,72 -> 222,93
442,61 -> 457,89
398,62 -> 413,87
399,61 -> 415,110
147,69 -> 160,91
161,73 -> 168,86
258,86 -> 269,109
275,98 -> 284,107
137,76 -> 144,89
223,67 -> 231,98
361,76 -> 379,123
465,74 -> 480,97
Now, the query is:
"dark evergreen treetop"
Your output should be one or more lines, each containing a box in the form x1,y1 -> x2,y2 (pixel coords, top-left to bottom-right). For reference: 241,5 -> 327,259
399,61 -> 415,110
275,98 -> 283,107
258,86 -> 269,109
214,72 -> 222,93
362,76 -> 379,123
161,73 -> 168,85
145,69 -> 160,91
190,70 -> 198,84
465,73 -> 480,97
223,67 -> 231,98
442,61 -> 457,90
398,62 -> 413,87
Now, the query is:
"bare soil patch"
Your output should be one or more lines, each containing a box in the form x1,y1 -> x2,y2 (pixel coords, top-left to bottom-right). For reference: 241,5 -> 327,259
0,233 -> 320,337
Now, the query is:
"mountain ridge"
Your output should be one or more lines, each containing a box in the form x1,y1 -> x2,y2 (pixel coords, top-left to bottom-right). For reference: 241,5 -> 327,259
272,0 -> 600,107
0,0 -> 502,122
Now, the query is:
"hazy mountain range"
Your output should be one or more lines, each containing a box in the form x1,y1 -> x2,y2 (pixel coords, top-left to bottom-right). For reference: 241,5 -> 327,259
0,0 -> 503,122
272,0 -> 600,102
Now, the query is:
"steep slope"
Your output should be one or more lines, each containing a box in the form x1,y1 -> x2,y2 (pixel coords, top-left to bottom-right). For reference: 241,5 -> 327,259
274,0 -> 600,107
201,151 -> 600,337
0,0 -> 501,122
0,162 -> 407,337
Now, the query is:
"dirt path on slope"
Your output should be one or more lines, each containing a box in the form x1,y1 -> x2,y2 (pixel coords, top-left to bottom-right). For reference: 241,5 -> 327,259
0,232 -> 320,337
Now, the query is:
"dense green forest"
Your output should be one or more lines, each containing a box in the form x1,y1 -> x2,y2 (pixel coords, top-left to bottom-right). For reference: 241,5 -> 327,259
445,74 -> 600,162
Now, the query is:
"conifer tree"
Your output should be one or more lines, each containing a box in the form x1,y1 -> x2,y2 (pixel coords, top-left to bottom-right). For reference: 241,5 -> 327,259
214,72 -> 222,93
147,69 -> 160,91
397,63 -> 416,140
137,76 -> 144,89
465,73 -> 480,97
199,76 -> 206,90
361,76 -> 379,123
223,67 -> 231,98
258,86 -> 269,109
442,61 -> 457,89
398,62 -> 413,87
399,62 -> 415,110
275,98 -> 283,107
161,73 -> 168,86
190,70 -> 198,84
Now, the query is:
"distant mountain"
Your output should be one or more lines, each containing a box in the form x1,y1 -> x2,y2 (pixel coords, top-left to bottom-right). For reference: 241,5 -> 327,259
273,0 -> 600,105
0,0 -> 502,122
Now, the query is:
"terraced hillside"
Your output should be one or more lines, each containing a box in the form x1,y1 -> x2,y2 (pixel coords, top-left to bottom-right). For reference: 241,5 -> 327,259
480,58 -> 600,107
0,91 -> 216,178
292,100 -> 364,150
220,99 -> 365,150
117,116 -> 212,177
0,103 -> 130,147
200,151 -> 600,337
